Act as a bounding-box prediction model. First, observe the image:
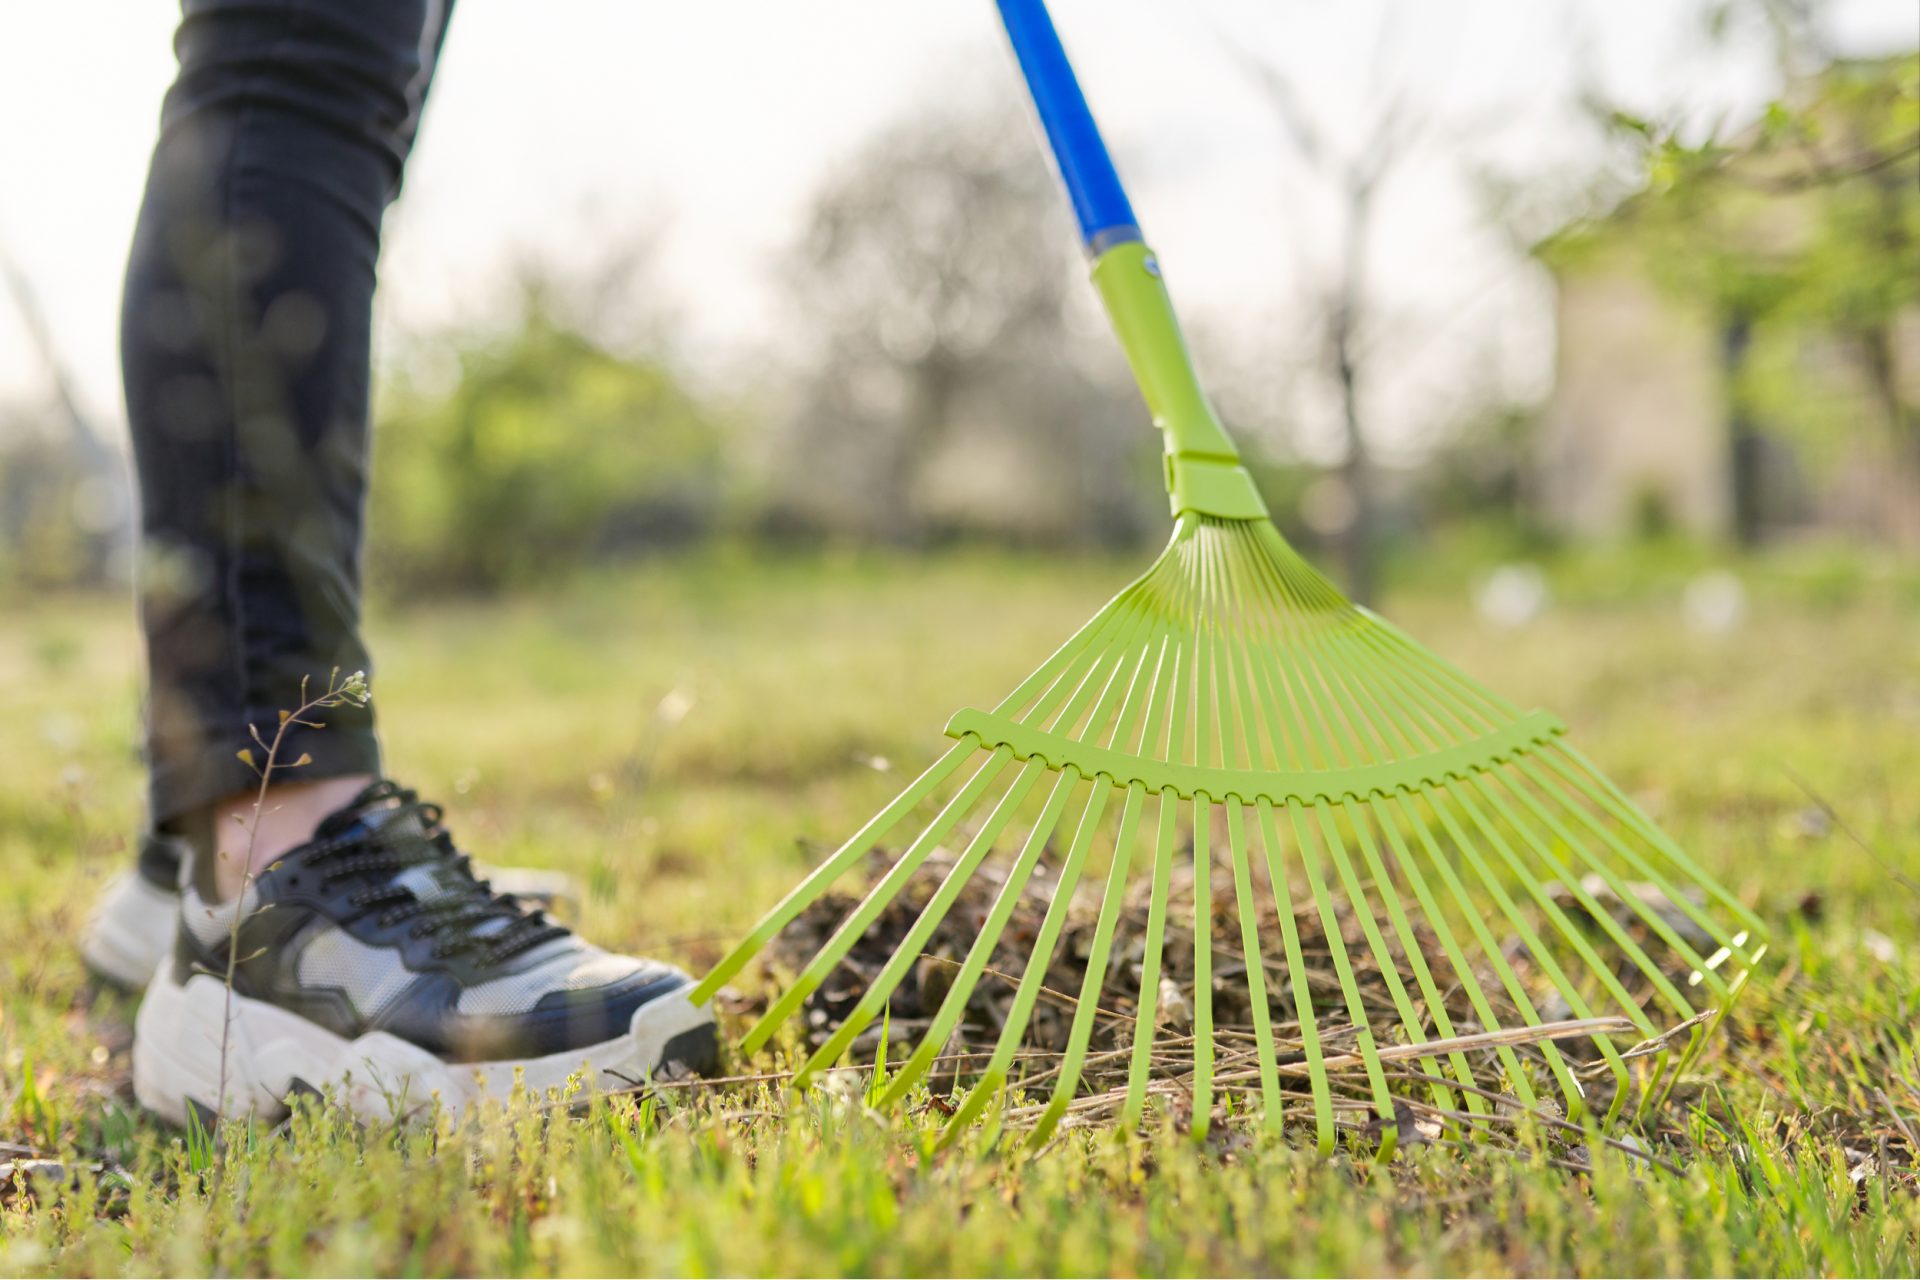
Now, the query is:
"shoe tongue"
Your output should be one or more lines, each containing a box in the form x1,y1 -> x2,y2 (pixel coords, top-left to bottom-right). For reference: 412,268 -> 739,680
322,803 -> 436,868
359,808 -> 516,940
316,782 -> 420,841
314,783 -> 516,939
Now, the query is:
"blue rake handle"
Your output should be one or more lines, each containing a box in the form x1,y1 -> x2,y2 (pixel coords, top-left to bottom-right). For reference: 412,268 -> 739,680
994,0 -> 1266,520
995,0 -> 1141,253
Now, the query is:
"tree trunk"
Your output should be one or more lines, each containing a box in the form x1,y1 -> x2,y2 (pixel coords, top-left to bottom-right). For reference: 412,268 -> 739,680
1856,323 -> 1920,549
1333,312 -> 1376,605
1720,315 -> 1765,549
878,357 -> 955,545
1859,168 -> 1920,548
1333,180 -> 1378,606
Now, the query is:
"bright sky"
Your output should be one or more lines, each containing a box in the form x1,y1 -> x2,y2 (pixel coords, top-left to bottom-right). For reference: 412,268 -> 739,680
0,0 -> 1911,458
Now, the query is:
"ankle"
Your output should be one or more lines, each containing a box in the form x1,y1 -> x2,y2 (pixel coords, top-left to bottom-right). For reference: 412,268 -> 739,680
207,774 -> 379,900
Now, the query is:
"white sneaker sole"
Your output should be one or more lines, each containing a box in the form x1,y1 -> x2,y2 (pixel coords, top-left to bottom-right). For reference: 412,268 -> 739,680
81,871 -> 177,992
132,964 -> 717,1126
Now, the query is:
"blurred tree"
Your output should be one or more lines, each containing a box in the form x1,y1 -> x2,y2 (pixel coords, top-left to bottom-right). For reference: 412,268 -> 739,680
765,95 -> 1157,547
1225,10 -> 1438,605
1592,50 -> 1920,546
1416,404 -> 1543,541
0,412 -> 127,590
370,266 -> 728,593
0,243 -> 127,589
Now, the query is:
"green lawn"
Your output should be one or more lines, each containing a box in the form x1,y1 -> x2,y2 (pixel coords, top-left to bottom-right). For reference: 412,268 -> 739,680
2,547 -> 1917,1276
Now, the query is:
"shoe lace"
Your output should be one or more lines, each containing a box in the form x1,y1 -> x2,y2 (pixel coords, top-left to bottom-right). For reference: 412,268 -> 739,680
306,780 -> 570,965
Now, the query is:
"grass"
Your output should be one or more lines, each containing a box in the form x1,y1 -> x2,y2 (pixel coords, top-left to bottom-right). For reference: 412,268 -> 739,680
2,545 -> 1918,1276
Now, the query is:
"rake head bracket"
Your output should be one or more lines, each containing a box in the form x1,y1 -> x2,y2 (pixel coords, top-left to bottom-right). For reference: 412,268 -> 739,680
942,707 -> 1568,807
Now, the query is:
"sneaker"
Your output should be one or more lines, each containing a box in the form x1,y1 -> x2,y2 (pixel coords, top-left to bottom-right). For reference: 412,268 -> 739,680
81,835 -> 193,991
84,833 -> 580,993
130,780 -> 715,1125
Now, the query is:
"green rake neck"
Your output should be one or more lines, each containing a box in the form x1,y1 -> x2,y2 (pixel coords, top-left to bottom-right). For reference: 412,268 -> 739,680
1092,241 -> 1269,522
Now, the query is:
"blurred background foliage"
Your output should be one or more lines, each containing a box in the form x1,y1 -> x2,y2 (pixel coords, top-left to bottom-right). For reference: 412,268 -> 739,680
1541,51 -> 1919,548
0,4 -> 1912,604
370,280 -> 731,593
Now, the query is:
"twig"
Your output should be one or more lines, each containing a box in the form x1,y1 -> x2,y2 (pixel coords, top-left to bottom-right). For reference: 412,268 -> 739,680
217,669 -> 370,1124
1620,1009 -> 1716,1060
1875,1087 -> 1920,1160
1390,1068 -> 1686,1176
919,954 -> 1134,1025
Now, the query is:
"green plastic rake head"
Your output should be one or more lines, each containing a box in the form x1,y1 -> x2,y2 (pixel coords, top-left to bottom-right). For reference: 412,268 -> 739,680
689,0 -> 1766,1153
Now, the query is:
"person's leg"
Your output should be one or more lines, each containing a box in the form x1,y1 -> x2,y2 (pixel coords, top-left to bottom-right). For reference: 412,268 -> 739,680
123,0 -> 454,897
115,2 -> 717,1117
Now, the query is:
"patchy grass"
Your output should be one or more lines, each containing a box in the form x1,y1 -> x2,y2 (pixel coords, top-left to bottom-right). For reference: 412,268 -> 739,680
3,547 -> 1918,1276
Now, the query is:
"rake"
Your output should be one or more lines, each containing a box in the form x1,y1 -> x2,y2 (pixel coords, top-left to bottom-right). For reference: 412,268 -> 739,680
689,0 -> 1766,1154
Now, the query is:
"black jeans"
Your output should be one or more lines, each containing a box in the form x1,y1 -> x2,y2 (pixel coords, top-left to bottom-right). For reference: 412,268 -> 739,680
126,0 -> 453,825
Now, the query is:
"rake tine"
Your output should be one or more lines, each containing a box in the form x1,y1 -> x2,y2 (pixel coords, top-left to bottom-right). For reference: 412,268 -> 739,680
1472,772 -> 1706,1016
940,779 -> 1113,1148
1326,599 -> 1514,743
1289,798 -> 1400,1157
691,736 -> 978,1004
1368,798 -> 1501,1115
1208,558 -> 1299,1135
1120,788 -> 1180,1129
1207,532 -> 1258,774
1321,800 -> 1464,1118
1219,522 -> 1327,773
1185,533 -> 1229,1139
1115,602 -> 1200,1129
1444,783 -> 1646,1124
1504,761 -> 1733,994
1015,550 -> 1179,741
1190,794 -> 1216,1138
1298,589 -> 1495,763
1387,792 -> 1565,1110
1000,561 -> 1171,726
792,757 -> 1049,1088
1052,606 -> 1159,744
1238,584 -> 1319,772
1228,555 -> 1468,1135
1247,555 -> 1351,772
1272,540 -> 1459,776
1423,787 -> 1624,1124
878,768 -> 1080,1108
1482,771 -> 1728,1120
1011,589 -> 1168,1135
1031,610 -> 1147,737
1029,781 -> 1149,1145
1103,600 -> 1180,1128
1343,590 -> 1525,723
1353,803 -> 1485,1116
1284,613 -> 1381,774
1530,748 -> 1763,965
1223,802 -> 1284,1132
990,578 -> 1155,721
742,746 -> 1017,1053
1306,609 -> 1709,1115
1451,778 -> 1673,1035
1553,743 -> 1767,941
1257,798 -> 1335,1154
